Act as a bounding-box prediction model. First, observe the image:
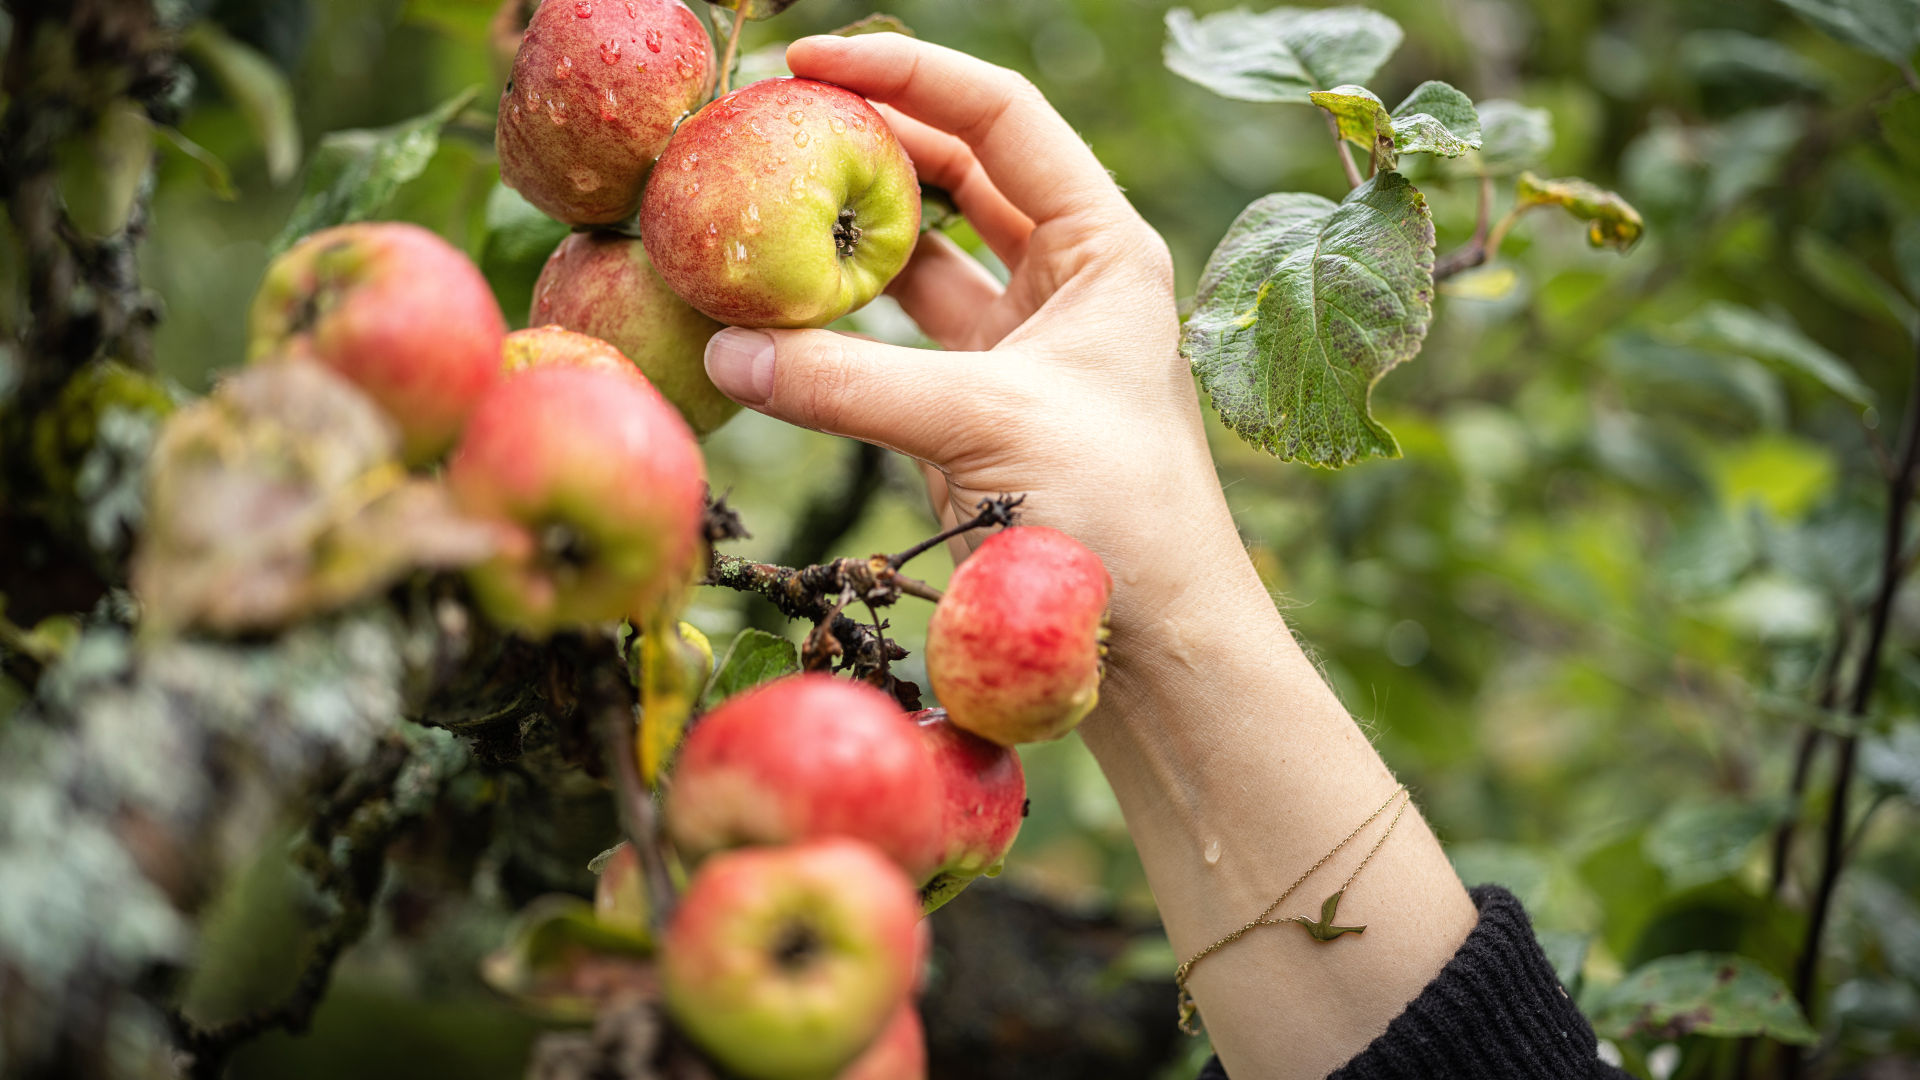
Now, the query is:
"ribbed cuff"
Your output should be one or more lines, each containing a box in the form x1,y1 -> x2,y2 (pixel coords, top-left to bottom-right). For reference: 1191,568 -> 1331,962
1197,886 -> 1627,1080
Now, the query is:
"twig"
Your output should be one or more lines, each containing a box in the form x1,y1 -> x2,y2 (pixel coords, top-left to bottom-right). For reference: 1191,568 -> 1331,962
889,494 -> 1025,568
1789,337 -> 1920,1049
1324,111 -> 1363,190
594,644 -> 678,934
1767,622 -> 1852,899
715,9 -> 746,98
1435,198 -> 1531,282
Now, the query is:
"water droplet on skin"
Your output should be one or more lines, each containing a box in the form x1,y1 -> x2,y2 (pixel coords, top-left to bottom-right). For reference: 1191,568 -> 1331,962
749,121 -> 767,141
742,203 -> 761,234
730,241 -> 749,263
779,93 -> 793,105
547,98 -> 569,125
703,222 -> 718,249
851,115 -> 866,131
574,0 -> 593,16
788,110 -> 804,125
624,0 -> 638,15
644,28 -> 662,52
569,167 -> 603,193
676,57 -> 696,79
555,56 -> 574,80
790,175 -> 806,197
681,152 -> 699,171
684,181 -> 699,196
1203,839 -> 1221,865
601,39 -> 622,63
635,62 -> 647,73
828,116 -> 845,134
793,130 -> 809,147
599,89 -> 618,121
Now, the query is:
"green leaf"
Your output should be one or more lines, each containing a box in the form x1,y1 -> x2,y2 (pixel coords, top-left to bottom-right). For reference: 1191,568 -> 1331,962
1894,218 -> 1920,301
479,182 -> 568,324
1184,171 -> 1436,467
1680,30 -> 1829,97
1592,953 -> 1817,1044
1774,0 -> 1920,70
704,628 -> 799,706
1643,797 -> 1791,890
1670,302 -> 1874,409
1882,92 -> 1920,171
1310,85 -> 1395,164
184,22 -> 301,185
1163,6 -> 1404,105
1471,99 -> 1554,174
1514,172 -> 1645,252
479,895 -> 654,1022
401,0 -> 499,42
155,125 -> 236,201
706,0 -> 801,21
1538,931 -> 1592,995
1387,81 -> 1481,158
1861,721 -> 1920,804
831,13 -> 913,37
1792,231 -> 1918,335
272,87 -> 478,254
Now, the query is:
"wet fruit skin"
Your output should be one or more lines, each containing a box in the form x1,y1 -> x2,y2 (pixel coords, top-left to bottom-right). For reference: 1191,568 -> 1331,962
640,77 -> 922,329
662,839 -> 922,1080
247,222 -> 507,464
447,365 -> 706,637
530,230 -> 737,435
927,527 -> 1114,746
497,0 -> 714,226
665,674 -> 945,881
910,708 -> 1027,914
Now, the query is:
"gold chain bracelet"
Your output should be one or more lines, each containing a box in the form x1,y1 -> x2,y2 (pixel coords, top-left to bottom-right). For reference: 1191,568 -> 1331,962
1174,785 -> 1411,1036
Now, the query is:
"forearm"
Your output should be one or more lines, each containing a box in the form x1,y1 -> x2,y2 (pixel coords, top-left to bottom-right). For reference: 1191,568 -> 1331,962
1081,506 -> 1477,1080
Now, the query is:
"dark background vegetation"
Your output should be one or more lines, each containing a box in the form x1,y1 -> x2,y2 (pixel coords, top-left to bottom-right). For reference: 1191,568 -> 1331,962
4,0 -> 1918,1078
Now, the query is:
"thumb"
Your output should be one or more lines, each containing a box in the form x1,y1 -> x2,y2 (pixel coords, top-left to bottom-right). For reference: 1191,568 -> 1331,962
703,326 -> 990,461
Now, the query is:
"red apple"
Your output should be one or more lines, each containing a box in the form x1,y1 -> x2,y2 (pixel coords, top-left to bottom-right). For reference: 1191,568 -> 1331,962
837,1003 -> 925,1080
500,324 -> 640,378
530,230 -> 736,434
910,708 -> 1026,913
447,365 -> 705,636
927,527 -> 1114,746
497,0 -> 714,226
247,222 -> 507,463
640,77 -> 921,328
665,674 -> 943,880
663,839 -> 921,1080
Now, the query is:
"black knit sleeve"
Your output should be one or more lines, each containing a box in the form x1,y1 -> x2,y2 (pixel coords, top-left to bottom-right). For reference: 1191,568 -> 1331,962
1195,886 -> 1632,1080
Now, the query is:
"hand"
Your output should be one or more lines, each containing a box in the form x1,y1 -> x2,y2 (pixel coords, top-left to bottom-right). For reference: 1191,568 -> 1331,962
702,33 -> 1248,643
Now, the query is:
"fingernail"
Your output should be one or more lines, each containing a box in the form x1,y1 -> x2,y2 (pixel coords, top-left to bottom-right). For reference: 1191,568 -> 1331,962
704,328 -> 775,406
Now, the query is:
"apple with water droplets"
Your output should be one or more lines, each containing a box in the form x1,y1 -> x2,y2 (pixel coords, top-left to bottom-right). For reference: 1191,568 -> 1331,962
927,527 -> 1114,746
641,77 -> 921,328
247,222 -> 507,464
530,230 -> 737,434
447,364 -> 705,637
497,0 -> 714,226
663,839 -> 921,1080
666,674 -> 945,880
911,708 -> 1028,914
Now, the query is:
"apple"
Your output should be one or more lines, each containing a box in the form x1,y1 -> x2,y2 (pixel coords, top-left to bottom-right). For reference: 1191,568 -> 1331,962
837,1003 -> 925,1080
663,839 -> 921,1080
640,77 -> 922,328
447,364 -> 705,636
927,527 -> 1114,746
500,324 -> 639,378
530,230 -> 736,434
910,708 -> 1027,914
496,0 -> 714,226
247,222 -> 507,463
665,674 -> 943,880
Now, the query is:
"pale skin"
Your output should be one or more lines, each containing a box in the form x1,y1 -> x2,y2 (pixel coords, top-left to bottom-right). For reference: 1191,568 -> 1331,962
702,33 -> 1480,1080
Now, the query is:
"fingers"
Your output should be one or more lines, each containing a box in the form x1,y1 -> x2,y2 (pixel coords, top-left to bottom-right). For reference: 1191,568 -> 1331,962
885,231 -> 1005,351
787,33 -> 1127,229
879,106 -> 1031,268
703,326 -> 994,462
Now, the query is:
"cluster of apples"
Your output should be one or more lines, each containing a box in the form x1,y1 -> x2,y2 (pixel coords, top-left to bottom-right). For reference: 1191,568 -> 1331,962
235,3 -> 1119,1076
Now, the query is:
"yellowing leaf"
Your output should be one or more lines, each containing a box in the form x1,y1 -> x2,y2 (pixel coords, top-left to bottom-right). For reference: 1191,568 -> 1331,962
1515,172 -> 1644,251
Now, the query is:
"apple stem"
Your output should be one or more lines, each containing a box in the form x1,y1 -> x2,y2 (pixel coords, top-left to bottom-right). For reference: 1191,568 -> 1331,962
888,493 -> 1027,569
716,9 -> 746,98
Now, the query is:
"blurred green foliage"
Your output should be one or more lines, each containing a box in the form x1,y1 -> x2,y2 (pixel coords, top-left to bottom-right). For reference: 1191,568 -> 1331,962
122,0 -> 1920,1076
